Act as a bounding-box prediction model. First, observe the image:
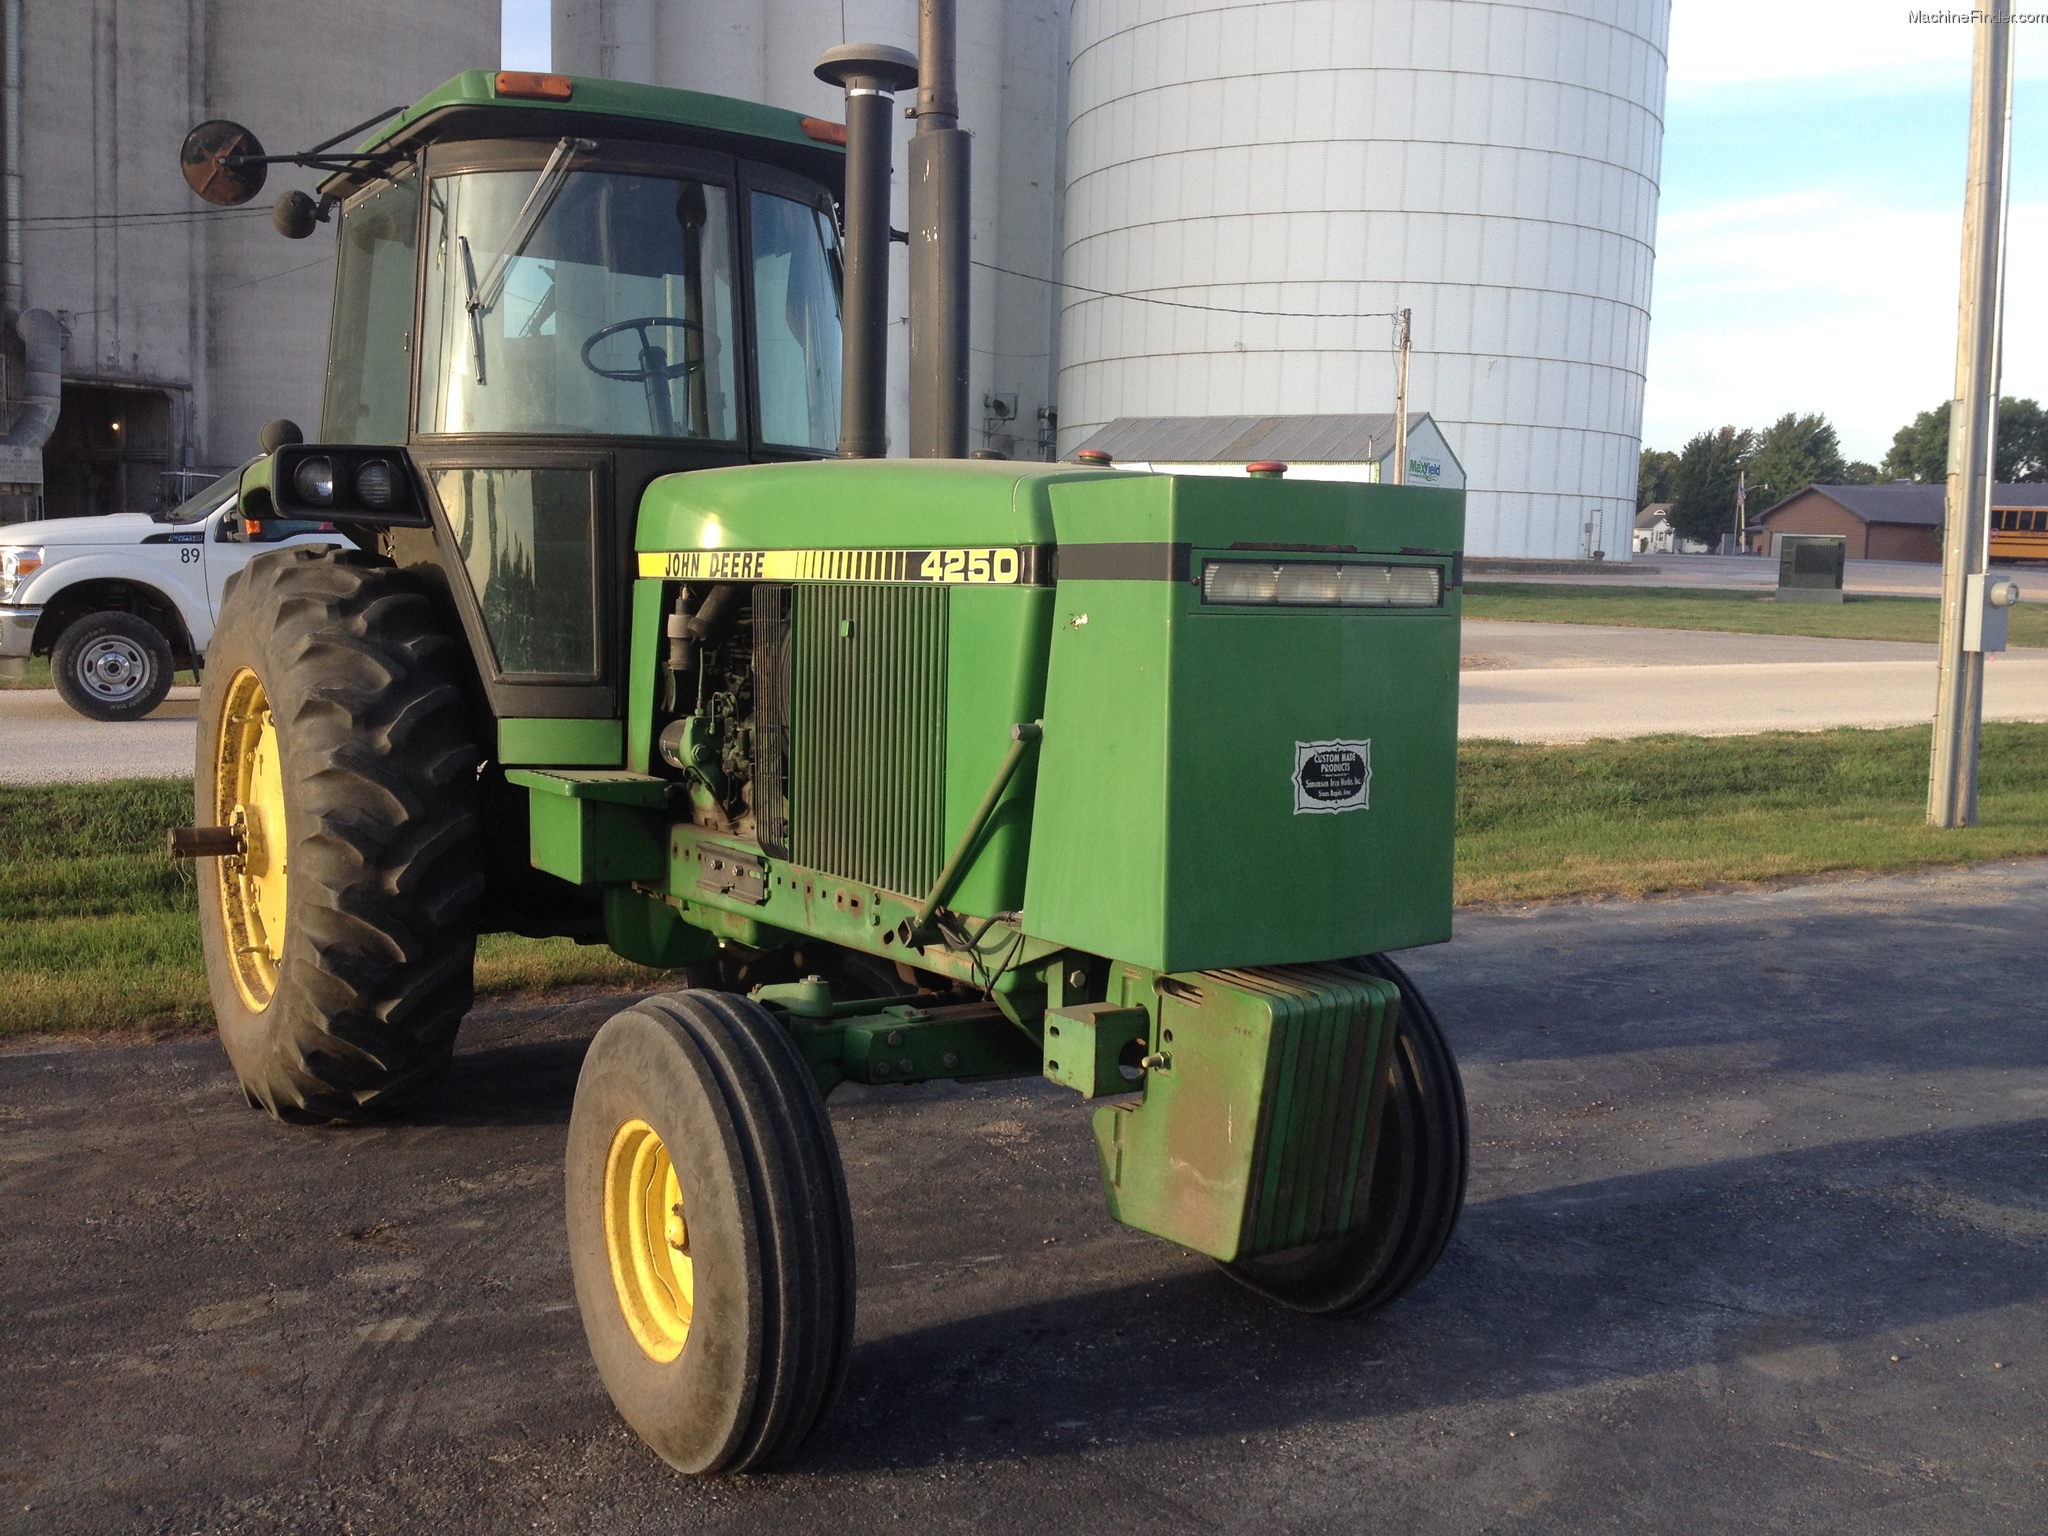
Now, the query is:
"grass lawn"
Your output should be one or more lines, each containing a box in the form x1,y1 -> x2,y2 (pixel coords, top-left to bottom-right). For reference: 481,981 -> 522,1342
1,656 -> 50,688
1458,722 -> 2048,904
0,779 -> 667,1036
6,728 -> 2046,1035
2,658 -> 202,690
1464,581 -> 2048,647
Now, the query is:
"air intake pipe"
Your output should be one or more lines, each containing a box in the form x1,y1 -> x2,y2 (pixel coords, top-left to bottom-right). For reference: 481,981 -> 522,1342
5,308 -> 61,448
815,43 -> 918,460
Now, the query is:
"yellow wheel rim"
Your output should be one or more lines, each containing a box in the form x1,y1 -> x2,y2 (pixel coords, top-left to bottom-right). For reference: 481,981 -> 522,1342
604,1118 -> 695,1362
212,667 -> 289,1013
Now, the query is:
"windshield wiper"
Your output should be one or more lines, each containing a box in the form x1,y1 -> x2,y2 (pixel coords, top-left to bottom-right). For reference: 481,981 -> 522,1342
464,135 -> 593,360
459,235 -> 487,384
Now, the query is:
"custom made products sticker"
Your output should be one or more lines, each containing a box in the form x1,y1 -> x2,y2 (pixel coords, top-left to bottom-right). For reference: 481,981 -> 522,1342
1294,739 -> 1371,814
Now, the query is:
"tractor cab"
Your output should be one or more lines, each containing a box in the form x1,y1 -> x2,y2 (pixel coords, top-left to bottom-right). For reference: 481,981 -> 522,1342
208,71 -> 848,726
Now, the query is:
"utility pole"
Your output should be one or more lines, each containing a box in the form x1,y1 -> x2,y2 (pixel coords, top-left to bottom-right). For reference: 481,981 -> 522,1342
1735,467 -> 1747,556
1391,308 -> 1411,486
1929,8 -> 2014,828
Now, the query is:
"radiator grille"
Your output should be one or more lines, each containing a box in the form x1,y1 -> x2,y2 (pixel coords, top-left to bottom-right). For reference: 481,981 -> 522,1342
788,583 -> 948,898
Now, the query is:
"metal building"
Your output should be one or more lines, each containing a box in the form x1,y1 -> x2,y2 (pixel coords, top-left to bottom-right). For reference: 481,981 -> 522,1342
553,0 -> 1069,461
1057,0 -> 1670,559
8,0 -> 497,519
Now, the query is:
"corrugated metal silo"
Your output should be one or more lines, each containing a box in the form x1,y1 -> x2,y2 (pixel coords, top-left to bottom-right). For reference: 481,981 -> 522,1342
1058,0 -> 1670,558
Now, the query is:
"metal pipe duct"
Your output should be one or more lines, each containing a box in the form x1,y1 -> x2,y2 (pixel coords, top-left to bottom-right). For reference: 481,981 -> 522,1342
1,0 -> 19,319
908,0 -> 969,459
815,43 -> 918,461
5,309 -> 61,448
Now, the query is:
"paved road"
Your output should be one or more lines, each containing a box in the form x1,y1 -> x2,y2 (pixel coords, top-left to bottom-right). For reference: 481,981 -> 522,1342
1459,621 -> 2048,741
6,618 -> 2048,781
0,687 -> 197,785
4,861 -> 2045,1533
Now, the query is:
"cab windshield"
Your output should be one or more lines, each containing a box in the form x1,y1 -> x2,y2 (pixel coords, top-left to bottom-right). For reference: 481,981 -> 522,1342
421,166 -> 741,439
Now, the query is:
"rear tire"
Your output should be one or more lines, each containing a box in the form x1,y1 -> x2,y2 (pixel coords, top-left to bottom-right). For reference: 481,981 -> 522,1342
566,991 -> 855,1474
196,546 -> 483,1124
51,610 -> 174,721
1221,952 -> 1468,1315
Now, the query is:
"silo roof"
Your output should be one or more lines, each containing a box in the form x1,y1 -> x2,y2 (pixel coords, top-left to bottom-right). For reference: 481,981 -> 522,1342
1076,414 -> 1426,465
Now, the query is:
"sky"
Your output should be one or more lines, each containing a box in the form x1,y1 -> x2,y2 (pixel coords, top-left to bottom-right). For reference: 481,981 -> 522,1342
500,0 -> 2039,465
1648,0 -> 2046,464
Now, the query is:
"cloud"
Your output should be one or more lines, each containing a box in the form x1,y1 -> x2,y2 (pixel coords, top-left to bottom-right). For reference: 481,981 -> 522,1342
1668,0 -> 2044,99
1642,189 -> 2048,459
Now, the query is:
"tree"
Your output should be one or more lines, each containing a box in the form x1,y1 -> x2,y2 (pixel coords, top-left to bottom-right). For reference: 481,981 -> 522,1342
1881,396 -> 2048,483
1637,446 -> 1679,509
1741,412 -> 1847,514
1668,426 -> 1753,547
1842,460 -> 1880,485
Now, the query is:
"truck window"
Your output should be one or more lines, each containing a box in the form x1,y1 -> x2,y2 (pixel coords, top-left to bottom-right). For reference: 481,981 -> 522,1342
750,191 -> 841,452
323,174 -> 421,445
418,169 -> 738,440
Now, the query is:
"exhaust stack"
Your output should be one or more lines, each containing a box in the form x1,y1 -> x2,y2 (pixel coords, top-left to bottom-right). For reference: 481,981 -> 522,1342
908,0 -> 969,459
815,44 -> 918,460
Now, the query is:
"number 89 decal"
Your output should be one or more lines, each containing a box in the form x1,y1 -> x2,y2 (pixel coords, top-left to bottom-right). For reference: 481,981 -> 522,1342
919,547 -> 1021,584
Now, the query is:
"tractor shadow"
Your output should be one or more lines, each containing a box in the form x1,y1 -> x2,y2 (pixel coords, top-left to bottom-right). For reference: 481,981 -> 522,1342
804,1115 -> 2048,1473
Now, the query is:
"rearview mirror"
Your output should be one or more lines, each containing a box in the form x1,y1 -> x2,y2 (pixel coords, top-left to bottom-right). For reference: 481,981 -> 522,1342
181,120 -> 267,206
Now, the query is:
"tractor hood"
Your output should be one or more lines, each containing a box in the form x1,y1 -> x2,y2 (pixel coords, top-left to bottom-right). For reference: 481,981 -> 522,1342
0,513 -> 161,548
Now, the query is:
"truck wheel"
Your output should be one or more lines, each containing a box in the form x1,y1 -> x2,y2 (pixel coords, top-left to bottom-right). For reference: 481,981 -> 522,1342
1221,953 -> 1468,1315
51,610 -> 174,721
196,546 -> 483,1124
566,991 -> 855,1474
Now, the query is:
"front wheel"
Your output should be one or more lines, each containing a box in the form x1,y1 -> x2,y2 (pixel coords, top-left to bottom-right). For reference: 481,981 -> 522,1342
566,991 -> 855,1474
1221,952 -> 1468,1315
50,610 -> 174,721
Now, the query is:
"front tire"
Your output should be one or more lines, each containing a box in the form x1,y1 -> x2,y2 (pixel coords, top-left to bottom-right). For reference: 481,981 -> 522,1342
566,991 -> 856,1474
51,610 -> 174,721
196,546 -> 483,1123
1221,952 -> 1468,1315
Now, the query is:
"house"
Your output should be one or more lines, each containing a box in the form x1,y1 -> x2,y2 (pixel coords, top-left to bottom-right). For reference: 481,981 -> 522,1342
1752,482 -> 2048,561
1072,413 -> 1466,489
1633,504 -> 1674,554
1749,483 -> 1951,561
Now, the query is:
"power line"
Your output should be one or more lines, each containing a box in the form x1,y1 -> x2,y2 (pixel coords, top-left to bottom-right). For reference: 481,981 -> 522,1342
971,257 -> 1402,324
22,206 -> 273,229
69,254 -> 332,319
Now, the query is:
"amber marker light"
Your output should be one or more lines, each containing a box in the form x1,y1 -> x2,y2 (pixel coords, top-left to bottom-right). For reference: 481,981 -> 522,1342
800,118 -> 849,145
495,72 -> 573,101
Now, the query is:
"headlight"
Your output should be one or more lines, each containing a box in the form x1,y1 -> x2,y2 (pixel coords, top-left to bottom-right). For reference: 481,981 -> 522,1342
354,459 -> 395,510
1201,559 -> 1442,609
0,545 -> 43,603
294,456 -> 336,506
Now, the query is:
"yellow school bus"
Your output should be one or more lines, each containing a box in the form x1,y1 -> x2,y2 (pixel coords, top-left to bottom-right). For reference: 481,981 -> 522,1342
1990,502 -> 2048,562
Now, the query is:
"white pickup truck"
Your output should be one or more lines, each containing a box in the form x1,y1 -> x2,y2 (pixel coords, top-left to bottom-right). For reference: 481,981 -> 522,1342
0,464 -> 347,720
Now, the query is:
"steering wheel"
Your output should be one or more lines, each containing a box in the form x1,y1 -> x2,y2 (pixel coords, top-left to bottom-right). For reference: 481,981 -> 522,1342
580,316 -> 705,382
581,316 -> 707,437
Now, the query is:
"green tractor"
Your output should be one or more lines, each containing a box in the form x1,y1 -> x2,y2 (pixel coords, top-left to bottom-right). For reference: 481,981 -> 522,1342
176,40 -> 1467,1477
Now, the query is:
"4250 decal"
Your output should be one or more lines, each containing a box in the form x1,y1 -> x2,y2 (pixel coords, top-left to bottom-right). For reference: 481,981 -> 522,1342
638,545 -> 1043,585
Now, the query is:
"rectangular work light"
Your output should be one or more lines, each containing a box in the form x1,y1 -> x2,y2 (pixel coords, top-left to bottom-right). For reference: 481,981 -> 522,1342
1200,560 -> 1442,609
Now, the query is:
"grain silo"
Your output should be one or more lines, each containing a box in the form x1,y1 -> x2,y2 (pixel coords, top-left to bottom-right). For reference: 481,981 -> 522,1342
1057,0 -> 1670,559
